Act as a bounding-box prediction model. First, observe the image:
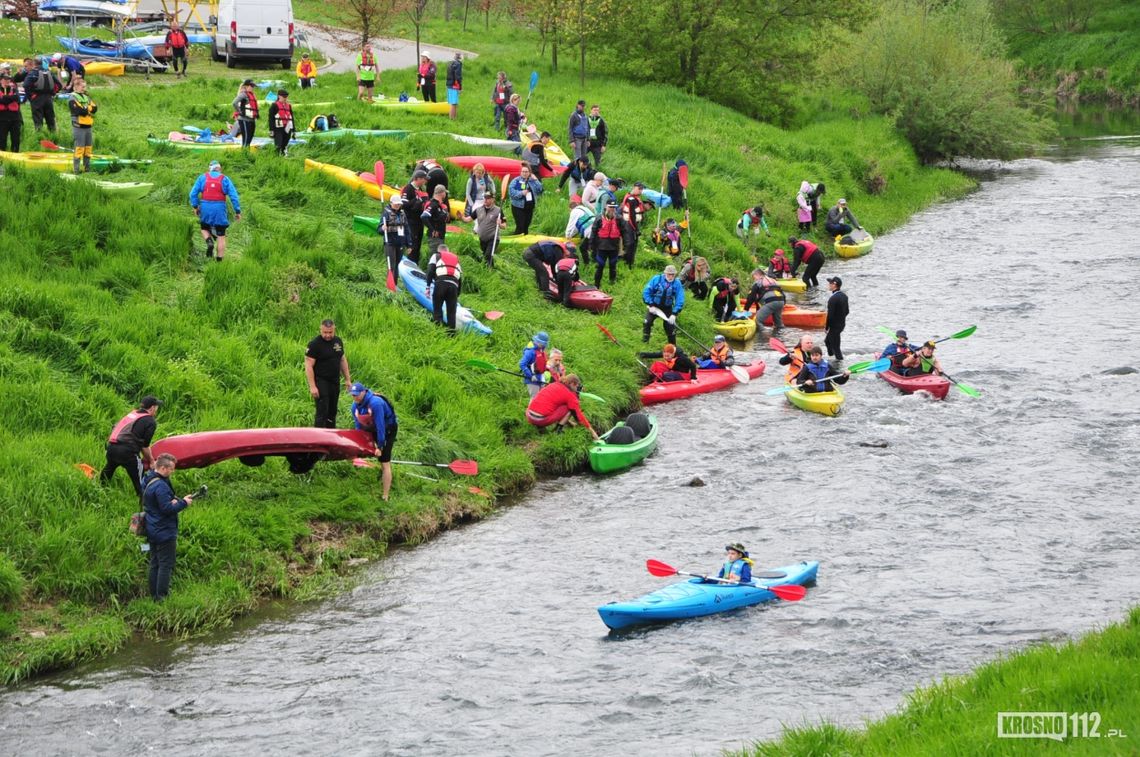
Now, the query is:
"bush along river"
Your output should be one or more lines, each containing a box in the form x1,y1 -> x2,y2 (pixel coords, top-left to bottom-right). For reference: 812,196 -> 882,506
2,135 -> 1139,756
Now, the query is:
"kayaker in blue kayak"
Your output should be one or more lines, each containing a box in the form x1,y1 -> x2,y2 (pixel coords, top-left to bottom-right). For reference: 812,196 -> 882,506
696,335 -> 734,369
188,160 -> 241,262
880,329 -> 917,374
794,346 -> 850,393
520,332 -> 550,397
717,543 -> 753,584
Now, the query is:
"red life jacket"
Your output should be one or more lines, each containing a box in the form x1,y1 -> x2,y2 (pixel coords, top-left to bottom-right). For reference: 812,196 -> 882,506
797,239 -> 820,259
1,85 -> 19,111
239,95 -> 258,120
108,410 -> 147,444
360,51 -> 375,68
353,402 -> 374,429
437,249 -> 460,278
623,196 -> 644,226
598,217 -> 621,239
167,29 -> 188,47
495,83 -> 507,102
202,173 -> 226,201
299,60 -> 315,76
273,100 -> 293,130
532,347 -> 547,376
743,208 -> 760,222
770,255 -> 791,275
555,256 -> 577,272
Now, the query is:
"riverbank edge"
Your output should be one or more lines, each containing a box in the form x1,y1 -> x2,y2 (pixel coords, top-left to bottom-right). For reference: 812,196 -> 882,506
736,606 -> 1140,755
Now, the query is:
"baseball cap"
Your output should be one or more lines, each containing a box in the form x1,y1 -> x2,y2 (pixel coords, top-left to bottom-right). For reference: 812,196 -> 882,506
390,194 -> 404,205
895,329 -> 908,338
241,78 -> 255,86
533,331 -> 549,347
827,276 -> 842,286
140,396 -> 163,409
348,382 -> 368,395
664,265 -> 677,275
714,335 -> 726,342
838,198 -> 847,205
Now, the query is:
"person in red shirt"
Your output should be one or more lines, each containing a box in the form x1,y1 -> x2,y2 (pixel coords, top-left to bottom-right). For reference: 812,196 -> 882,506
525,374 -> 598,438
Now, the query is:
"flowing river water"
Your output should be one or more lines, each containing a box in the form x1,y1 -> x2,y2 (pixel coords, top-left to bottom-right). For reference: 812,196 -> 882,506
3,136 -> 1140,756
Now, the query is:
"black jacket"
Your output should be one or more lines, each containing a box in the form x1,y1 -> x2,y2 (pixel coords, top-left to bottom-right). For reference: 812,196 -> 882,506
826,290 -> 849,330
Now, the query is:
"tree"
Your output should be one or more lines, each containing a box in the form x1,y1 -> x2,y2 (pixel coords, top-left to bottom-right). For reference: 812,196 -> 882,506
331,0 -> 402,48
571,0 -> 612,88
992,0 -> 1108,35
8,0 -> 39,49
407,0 -> 429,62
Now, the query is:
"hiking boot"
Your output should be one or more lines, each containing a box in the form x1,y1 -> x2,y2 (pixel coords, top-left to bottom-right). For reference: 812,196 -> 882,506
205,238 -> 214,257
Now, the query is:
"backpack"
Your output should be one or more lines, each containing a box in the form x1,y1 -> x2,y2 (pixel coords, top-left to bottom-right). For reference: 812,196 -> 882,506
35,70 -> 53,94
327,113 -> 340,128
129,511 -> 148,538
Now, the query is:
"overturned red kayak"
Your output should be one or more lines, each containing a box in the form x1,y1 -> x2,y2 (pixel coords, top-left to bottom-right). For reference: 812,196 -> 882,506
639,361 -> 766,405
446,155 -> 565,179
544,264 -> 613,313
874,353 -> 951,399
152,428 -> 377,473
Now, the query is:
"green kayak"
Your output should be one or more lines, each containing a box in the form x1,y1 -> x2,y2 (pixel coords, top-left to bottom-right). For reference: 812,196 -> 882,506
59,173 -> 154,199
589,413 -> 658,474
299,128 -> 408,140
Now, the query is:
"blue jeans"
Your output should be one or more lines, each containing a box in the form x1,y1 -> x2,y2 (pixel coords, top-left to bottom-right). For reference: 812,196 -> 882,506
148,538 -> 177,600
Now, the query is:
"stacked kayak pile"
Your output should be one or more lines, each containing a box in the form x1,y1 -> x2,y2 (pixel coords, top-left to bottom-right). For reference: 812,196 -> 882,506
447,155 -> 565,180
588,412 -> 658,474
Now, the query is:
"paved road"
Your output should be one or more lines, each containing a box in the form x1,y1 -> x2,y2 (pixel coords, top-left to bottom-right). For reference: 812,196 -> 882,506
299,23 -> 476,74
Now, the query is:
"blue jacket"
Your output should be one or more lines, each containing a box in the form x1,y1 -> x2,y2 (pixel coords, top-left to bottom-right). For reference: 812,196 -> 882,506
508,176 -> 543,209
142,471 -> 189,544
717,558 -> 752,584
880,342 -> 917,363
529,241 -> 563,265
642,274 -> 685,314
352,390 -> 398,446
519,342 -> 546,386
189,171 -> 241,227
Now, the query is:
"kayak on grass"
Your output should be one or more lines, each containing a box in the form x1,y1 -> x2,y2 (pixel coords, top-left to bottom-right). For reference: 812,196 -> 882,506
447,155 -> 565,180
398,257 -> 491,336
426,132 -> 520,152
56,36 -> 151,59
352,215 -> 465,237
370,99 -> 450,115
58,173 -> 153,199
151,428 -> 377,473
598,560 -> 819,630
298,128 -> 409,140
304,159 -> 466,218
873,353 -> 951,399
640,361 -> 765,405
148,133 -> 284,151
542,263 -> 613,313
712,318 -> 757,342
520,129 -> 571,166
588,413 -> 658,474
0,150 -> 152,173
81,61 -> 125,76
785,386 -> 844,416
835,229 -> 874,258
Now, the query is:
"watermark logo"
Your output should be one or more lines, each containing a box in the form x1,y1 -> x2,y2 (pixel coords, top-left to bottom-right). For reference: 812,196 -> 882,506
997,712 -> 1127,741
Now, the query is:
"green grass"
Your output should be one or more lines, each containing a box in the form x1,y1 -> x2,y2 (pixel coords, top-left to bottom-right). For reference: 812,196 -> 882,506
738,606 -> 1140,756
0,15 -> 971,683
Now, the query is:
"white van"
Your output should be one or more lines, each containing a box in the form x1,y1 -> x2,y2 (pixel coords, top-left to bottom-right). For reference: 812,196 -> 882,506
211,0 -> 294,69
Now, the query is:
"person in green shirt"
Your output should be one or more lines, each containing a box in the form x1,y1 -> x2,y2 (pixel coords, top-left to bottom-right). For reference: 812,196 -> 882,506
356,43 -> 378,102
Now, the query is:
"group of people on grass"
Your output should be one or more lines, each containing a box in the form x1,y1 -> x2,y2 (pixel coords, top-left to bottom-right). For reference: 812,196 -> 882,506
0,56 -> 98,171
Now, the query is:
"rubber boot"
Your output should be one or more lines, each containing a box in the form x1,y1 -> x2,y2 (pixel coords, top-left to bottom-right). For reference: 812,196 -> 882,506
72,157 -> 80,174
83,156 -> 90,173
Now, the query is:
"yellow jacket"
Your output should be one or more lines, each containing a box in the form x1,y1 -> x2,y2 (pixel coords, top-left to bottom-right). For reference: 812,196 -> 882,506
296,59 -> 318,79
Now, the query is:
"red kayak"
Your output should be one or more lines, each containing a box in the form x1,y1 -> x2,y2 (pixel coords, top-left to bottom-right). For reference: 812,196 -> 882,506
446,155 -> 565,180
152,428 -> 378,472
639,361 -> 766,405
544,264 -> 613,313
873,353 -> 951,399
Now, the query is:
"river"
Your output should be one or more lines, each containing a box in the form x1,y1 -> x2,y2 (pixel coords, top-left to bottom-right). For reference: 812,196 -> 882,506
2,135 -> 1139,756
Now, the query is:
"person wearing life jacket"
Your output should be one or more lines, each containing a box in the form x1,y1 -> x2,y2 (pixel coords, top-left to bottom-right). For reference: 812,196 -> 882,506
463,163 -> 495,217
620,182 -> 647,268
679,254 -> 710,300
715,543 -> 753,584
0,70 -> 22,153
445,52 -> 462,119
736,205 -> 770,241
424,244 -> 463,335
523,131 -> 556,175
553,243 -> 580,307
710,276 -> 740,323
743,269 -> 786,336
165,21 -> 189,78
902,340 -> 943,376
296,52 -> 318,89
379,194 -> 411,281
697,334 -> 735,369
268,88 -> 294,155
655,217 -> 682,257
508,164 -> 544,235
794,346 -> 850,393
67,76 -> 97,174
100,396 -> 162,499
767,248 -> 793,279
232,79 -> 259,147
788,236 -> 825,288
188,159 -> 241,261
825,198 -> 862,237
420,184 -> 451,259
525,374 -> 598,439
642,264 -> 685,344
778,335 -> 814,382
639,343 -> 697,382
587,103 -> 608,166
558,156 -> 595,198
466,193 -> 507,267
356,43 -> 378,102
587,202 -> 626,287
594,175 -> 621,218
350,382 -> 399,501
417,51 -> 437,102
522,240 -> 566,295
24,56 -> 60,132
504,92 -> 523,141
401,169 -> 429,263
520,332 -> 550,397
565,194 -> 596,242
490,71 -> 513,131
880,329 -> 918,374
666,158 -> 687,210
543,349 -> 566,384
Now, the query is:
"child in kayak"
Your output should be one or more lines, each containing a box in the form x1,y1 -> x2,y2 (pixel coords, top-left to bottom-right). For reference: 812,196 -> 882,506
794,346 -> 850,393
697,335 -> 734,369
718,543 -> 752,583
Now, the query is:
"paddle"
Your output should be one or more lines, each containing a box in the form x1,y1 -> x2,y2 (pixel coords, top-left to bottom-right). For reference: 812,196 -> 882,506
522,70 -> 539,114
874,325 -> 980,396
353,457 -> 479,476
654,160 -> 667,230
939,371 -> 982,397
373,160 -> 397,292
597,323 -> 662,382
875,324 -> 978,345
648,307 -> 749,384
765,358 -> 890,395
645,559 -> 806,601
678,163 -> 691,247
488,211 -> 502,266
39,139 -> 64,152
476,309 -> 504,321
467,359 -> 604,400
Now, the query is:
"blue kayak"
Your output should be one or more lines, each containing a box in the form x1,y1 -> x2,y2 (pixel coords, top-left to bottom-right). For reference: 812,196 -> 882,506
640,188 -> 672,208
56,36 -> 151,59
398,257 -> 491,336
598,560 -> 818,631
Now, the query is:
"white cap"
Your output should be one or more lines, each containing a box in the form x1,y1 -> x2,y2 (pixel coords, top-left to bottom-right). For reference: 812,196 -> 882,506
421,50 -> 432,59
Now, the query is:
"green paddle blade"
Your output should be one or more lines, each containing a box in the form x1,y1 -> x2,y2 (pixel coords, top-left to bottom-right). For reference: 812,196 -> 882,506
466,358 -> 497,372
847,360 -> 874,373
580,392 -> 605,403
956,383 -> 982,397
948,324 -> 977,340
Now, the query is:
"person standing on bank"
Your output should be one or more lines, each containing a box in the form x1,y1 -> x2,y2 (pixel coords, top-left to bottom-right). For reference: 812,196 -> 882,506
68,77 -> 97,174
642,264 -> 685,344
188,160 -> 240,261
467,193 -> 507,267
445,52 -> 462,120
350,383 -> 398,501
425,243 -> 463,335
356,42 -> 378,101
421,184 -> 451,258
232,79 -> 258,148
568,99 -> 589,160
586,104 -> 607,166
402,169 -> 429,263
379,194 -> 411,279
417,51 -> 437,102
305,319 -> 352,428
824,276 -> 848,361
268,88 -> 294,156
508,164 -> 543,234
24,56 -> 59,132
101,396 -> 161,499
165,21 -> 189,78
142,453 -> 195,601
0,69 -> 24,153
490,71 -> 512,130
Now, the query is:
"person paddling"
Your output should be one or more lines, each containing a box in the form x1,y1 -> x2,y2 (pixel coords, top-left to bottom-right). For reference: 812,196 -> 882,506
794,346 -> 850,392
902,340 -> 943,376
881,329 -> 917,373
717,543 -> 753,583
520,332 -> 549,397
525,374 -> 598,439
778,335 -> 814,381
639,343 -> 698,383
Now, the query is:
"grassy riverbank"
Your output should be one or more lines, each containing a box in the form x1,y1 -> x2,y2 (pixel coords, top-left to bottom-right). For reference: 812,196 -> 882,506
738,606 -> 1140,755
0,16 -> 971,683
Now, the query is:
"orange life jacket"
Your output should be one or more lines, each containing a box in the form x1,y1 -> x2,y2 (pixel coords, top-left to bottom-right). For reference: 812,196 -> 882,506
710,343 -> 731,365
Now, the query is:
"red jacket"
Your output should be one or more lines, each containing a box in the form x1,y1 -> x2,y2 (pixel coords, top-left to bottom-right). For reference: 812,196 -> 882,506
526,381 -> 590,429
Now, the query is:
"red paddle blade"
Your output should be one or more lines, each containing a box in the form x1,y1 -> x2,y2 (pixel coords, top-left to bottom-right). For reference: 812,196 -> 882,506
768,337 -> 789,354
352,457 -> 377,469
768,583 -> 806,601
646,559 -> 679,577
374,160 -> 385,188
449,459 -> 479,476
73,462 -> 97,479
386,269 -> 397,292
596,322 -> 620,345
678,164 -> 689,188
40,139 -> 62,151
483,311 -> 504,321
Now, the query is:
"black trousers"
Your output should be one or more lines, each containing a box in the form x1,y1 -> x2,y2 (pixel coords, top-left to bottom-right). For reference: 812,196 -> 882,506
712,295 -> 737,322
272,128 -> 290,154
101,445 -> 143,499
0,119 -> 21,152
408,221 -> 424,263
480,237 -> 496,267
512,204 -> 534,235
690,281 -> 709,300
523,249 -> 551,292
623,230 -> 639,268
171,47 -> 186,73
801,255 -> 823,288
384,242 -> 407,280
594,251 -> 619,286
148,538 -> 177,600
237,120 -> 255,147
432,278 -> 459,333
314,376 -> 340,428
825,327 -> 844,360
555,270 -> 576,306
29,97 -> 55,131
421,83 -> 437,102
642,308 -> 677,344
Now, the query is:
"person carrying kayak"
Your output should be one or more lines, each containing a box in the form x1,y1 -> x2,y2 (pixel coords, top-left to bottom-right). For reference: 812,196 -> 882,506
304,319 -> 352,428
788,236 -> 824,288
553,243 -> 581,307
268,88 -> 295,156
233,79 -> 259,148
620,182 -> 647,268
508,165 -> 544,235
564,194 -> 595,242
519,332 -> 550,397
736,205 -> 770,241
666,159 -> 687,210
401,169 -> 429,263
767,248 -> 793,279
379,194 -> 411,279
743,269 -> 785,336
558,156 -> 595,198
68,77 -> 97,174
902,341 -> 943,376
100,395 -> 161,499
825,198 -> 862,238
417,51 -> 437,102
679,255 -> 710,300
421,185 -> 451,258
779,335 -> 814,381
590,202 -> 630,287
526,374 -> 598,438
425,244 -> 463,335
697,335 -> 734,369
880,329 -> 917,373
710,276 -> 740,323
466,193 -> 507,267
522,240 -> 569,295
296,52 -> 317,89
350,382 -> 398,502
188,159 -> 241,261
794,346 -> 850,392
640,343 -> 698,382
642,264 -> 685,344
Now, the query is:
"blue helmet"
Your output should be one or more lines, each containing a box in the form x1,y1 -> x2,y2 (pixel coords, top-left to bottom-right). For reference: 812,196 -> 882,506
533,331 -> 549,347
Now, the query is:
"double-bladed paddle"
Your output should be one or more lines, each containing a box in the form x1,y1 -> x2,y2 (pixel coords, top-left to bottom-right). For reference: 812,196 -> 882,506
874,325 -> 980,396
646,559 -> 806,601
465,359 -> 604,402
596,323 -> 663,383
647,307 -> 750,384
353,457 -> 479,476
765,358 -> 890,395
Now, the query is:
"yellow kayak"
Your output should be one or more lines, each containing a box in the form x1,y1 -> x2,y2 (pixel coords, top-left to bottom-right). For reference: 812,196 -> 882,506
834,230 -> 874,258
83,61 -> 125,76
304,158 -> 466,219
0,150 -> 147,173
712,318 -> 757,342
371,99 -> 450,115
785,387 -> 844,416
521,129 -> 572,166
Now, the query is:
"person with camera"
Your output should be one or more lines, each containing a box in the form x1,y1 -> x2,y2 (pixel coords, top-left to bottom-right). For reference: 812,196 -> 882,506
142,453 -> 198,601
